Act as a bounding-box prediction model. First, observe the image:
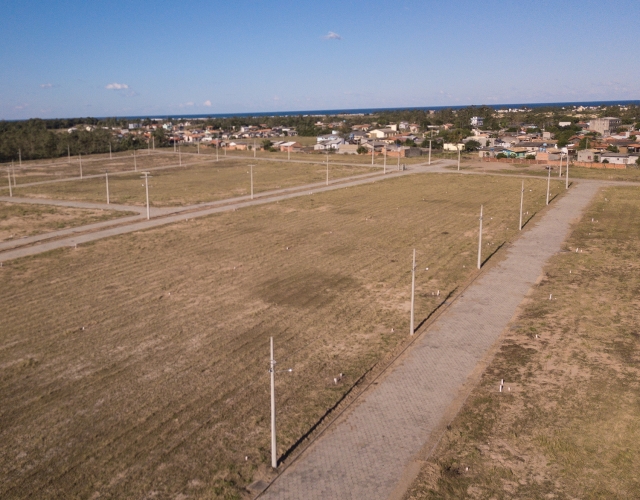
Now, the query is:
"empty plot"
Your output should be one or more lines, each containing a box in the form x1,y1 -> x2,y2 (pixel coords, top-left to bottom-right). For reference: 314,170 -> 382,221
405,185 -> 640,499
0,173 -> 552,499
0,202 -> 132,242
12,160 -> 374,207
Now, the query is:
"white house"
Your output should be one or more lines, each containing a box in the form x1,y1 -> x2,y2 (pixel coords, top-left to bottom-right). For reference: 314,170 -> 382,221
470,116 -> 484,127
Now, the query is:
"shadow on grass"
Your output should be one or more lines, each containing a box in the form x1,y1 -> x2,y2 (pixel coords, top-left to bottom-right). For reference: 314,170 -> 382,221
277,364 -> 376,466
521,211 -> 538,230
414,288 -> 457,333
481,241 -> 506,268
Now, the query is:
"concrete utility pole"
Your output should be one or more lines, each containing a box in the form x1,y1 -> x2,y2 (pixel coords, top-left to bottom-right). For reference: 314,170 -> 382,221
371,142 -> 375,165
519,180 -> 524,231
142,172 -> 151,220
254,140 -> 257,158
179,146 -> 182,167
287,146 -> 290,161
7,171 -> 12,197
216,141 -> 219,162
197,142 -> 200,155
457,146 -> 461,171
225,141 -> 227,156
566,158 -> 569,189
410,249 -> 416,335
68,145 -> 71,163
326,154 -> 329,185
270,337 -> 277,469
11,161 -> 16,187
134,148 -> 137,171
383,147 -> 387,174
558,153 -> 562,178
477,205 -> 483,269
152,136 -> 155,150
397,149 -> 400,171
105,172 -> 110,204
250,164 -> 254,200
174,141 -> 176,153
79,154 -> 83,179
428,140 -> 432,165
546,166 -> 550,205
109,143 -> 112,160
18,149 -> 22,167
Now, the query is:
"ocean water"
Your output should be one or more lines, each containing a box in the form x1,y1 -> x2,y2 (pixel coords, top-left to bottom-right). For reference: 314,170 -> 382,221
115,100 -> 640,121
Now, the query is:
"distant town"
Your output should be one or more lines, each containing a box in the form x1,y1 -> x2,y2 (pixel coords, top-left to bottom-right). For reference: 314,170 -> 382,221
2,103 -> 639,167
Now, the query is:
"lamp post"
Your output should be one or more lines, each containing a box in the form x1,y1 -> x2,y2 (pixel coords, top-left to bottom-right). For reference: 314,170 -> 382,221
477,205 -> 483,269
141,172 -> 151,220
519,181 -> 524,231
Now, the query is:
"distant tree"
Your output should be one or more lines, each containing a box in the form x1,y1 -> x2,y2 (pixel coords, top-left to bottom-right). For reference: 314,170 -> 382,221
606,144 -> 619,153
403,139 -> 416,147
464,140 -> 481,151
630,135 -> 637,141
525,154 -> 536,160
262,139 -> 273,151
602,159 -> 609,163
636,156 -> 640,167
356,145 -> 367,155
496,153 -> 507,159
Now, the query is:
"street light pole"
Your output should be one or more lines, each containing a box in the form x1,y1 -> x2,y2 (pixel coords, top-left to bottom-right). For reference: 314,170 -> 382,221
546,166 -> 550,205
326,154 -> 329,185
250,164 -> 254,199
270,337 -> 277,469
143,172 -> 151,220
428,140 -> 432,165
519,180 -> 524,231
410,249 -> 416,335
106,172 -> 110,204
477,205 -> 483,269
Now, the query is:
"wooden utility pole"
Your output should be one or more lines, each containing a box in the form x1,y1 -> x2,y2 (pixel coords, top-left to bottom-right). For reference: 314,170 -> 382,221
477,205 -> 483,269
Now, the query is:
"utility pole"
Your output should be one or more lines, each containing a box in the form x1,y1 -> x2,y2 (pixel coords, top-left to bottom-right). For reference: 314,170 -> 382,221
197,142 -> 200,155
68,145 -> 71,163
566,158 -> 569,189
383,147 -> 387,174
546,166 -> 550,205
371,142 -> 374,165
179,146 -> 182,167
134,148 -> 137,171
397,148 -> 400,171
79,154 -> 83,179
428,140 -> 432,165
250,164 -> 254,200
109,143 -> 112,160
287,146 -> 290,161
142,172 -> 151,220
7,171 -> 12,197
410,249 -> 416,335
105,172 -> 110,204
216,141 -> 219,162
18,149 -> 22,167
326,154 -> 329,185
270,337 -> 277,469
11,161 -> 16,187
457,146 -> 461,171
152,136 -> 155,151
477,205 -> 483,269
519,180 -> 524,231
254,139 -> 256,158
558,153 -> 562,178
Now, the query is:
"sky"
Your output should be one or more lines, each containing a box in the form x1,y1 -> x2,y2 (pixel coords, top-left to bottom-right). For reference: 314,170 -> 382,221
1,0 -> 639,120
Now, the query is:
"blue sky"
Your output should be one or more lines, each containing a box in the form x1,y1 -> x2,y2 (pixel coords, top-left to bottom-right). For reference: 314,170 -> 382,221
2,0 -> 639,120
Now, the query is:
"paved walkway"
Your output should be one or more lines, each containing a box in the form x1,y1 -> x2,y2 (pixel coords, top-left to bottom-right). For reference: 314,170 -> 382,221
260,181 -> 601,500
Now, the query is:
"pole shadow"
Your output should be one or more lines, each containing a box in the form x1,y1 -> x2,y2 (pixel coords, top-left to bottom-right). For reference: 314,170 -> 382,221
481,241 -> 506,268
414,288 -> 457,333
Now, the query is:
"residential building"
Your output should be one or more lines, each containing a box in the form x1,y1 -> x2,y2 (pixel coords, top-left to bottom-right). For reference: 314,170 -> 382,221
470,116 -> 484,127
577,149 -> 599,162
589,117 -> 621,136
337,144 -> 359,155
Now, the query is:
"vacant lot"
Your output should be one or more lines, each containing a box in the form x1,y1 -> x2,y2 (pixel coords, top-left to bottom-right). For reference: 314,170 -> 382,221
405,185 -> 640,499
12,160 -> 375,207
0,173 -> 553,499
0,202 -> 131,242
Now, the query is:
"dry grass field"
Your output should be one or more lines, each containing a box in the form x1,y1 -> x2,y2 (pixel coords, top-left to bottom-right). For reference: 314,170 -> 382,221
405,185 -> 640,499
0,173 -> 554,499
11,160 -> 375,207
0,202 -> 131,242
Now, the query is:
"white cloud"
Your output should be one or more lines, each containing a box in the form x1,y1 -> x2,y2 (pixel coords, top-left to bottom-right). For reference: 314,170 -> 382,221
14,103 -> 28,110
203,100 -> 212,107
40,83 -> 53,88
323,31 -> 342,40
105,82 -> 129,90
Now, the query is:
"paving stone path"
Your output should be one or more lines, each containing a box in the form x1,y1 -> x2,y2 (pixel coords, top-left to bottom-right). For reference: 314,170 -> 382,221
260,181 -> 601,500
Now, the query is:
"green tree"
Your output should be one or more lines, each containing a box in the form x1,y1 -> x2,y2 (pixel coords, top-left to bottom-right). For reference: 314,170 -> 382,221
464,140 -> 481,151
356,145 -> 367,155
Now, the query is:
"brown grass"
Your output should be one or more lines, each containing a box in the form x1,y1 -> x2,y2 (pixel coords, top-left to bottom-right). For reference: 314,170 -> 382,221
0,173 -> 553,499
405,185 -> 640,499
0,202 -> 132,242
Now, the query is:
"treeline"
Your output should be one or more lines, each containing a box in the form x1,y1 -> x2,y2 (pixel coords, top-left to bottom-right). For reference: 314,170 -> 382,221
0,119 -> 166,163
